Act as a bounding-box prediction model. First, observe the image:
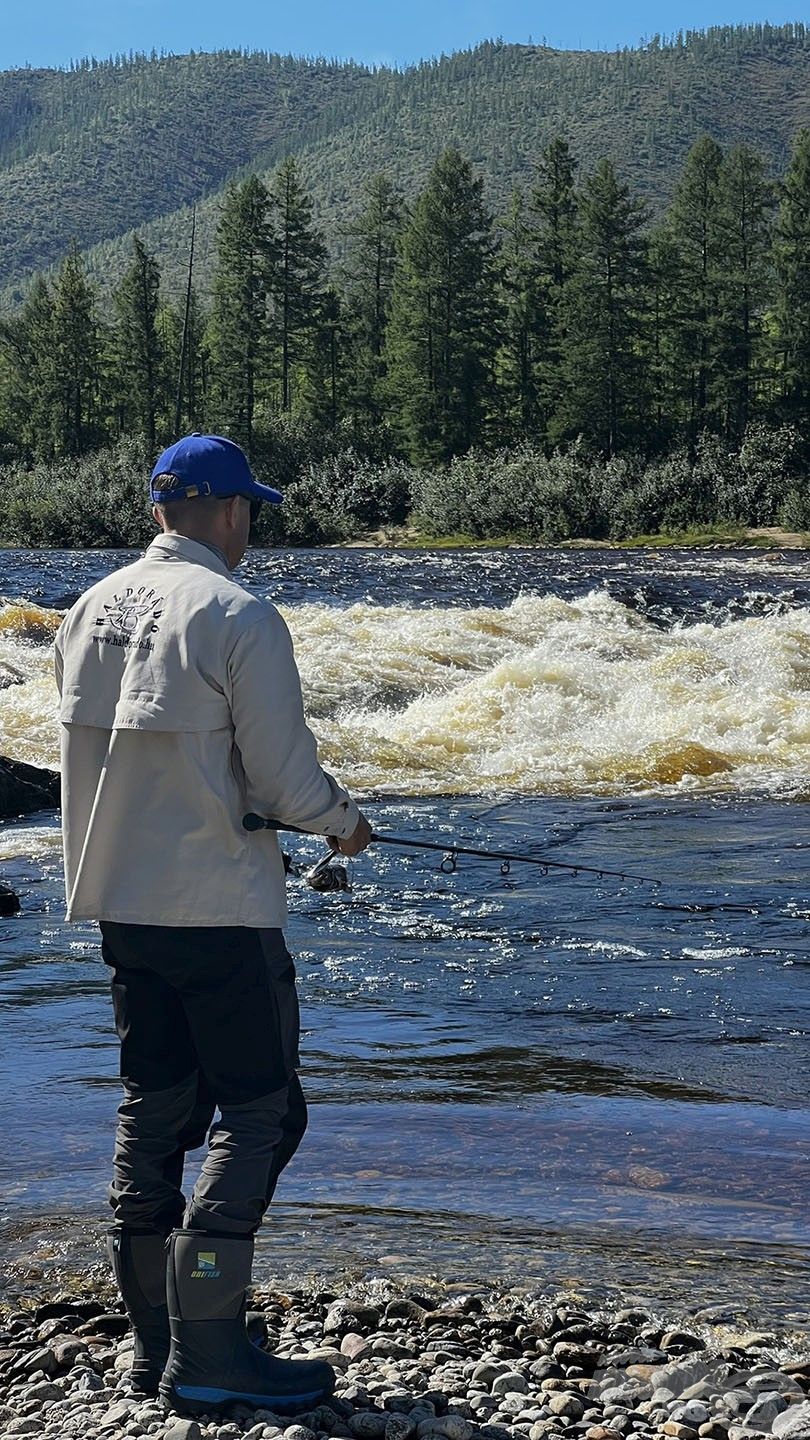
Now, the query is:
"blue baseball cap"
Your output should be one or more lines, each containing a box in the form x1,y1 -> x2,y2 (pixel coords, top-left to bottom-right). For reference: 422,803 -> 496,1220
150,434 -> 282,504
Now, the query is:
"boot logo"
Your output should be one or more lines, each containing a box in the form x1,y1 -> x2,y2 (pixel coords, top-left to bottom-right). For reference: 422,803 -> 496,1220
191,1250 -> 221,1278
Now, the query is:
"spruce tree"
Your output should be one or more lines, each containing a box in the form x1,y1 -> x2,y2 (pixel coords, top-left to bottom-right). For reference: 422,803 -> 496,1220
714,146 -> 774,440
342,172 -> 403,421
494,187 -> 544,441
0,275 -> 58,458
554,159 -> 649,456
51,245 -> 101,456
385,147 -> 498,463
207,176 -> 272,449
664,136 -> 724,441
774,128 -> 810,433
530,136 -> 579,439
267,157 -> 328,412
112,234 -> 164,449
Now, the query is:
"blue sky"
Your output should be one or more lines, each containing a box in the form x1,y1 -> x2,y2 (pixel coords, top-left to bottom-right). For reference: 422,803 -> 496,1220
1,0 -> 805,71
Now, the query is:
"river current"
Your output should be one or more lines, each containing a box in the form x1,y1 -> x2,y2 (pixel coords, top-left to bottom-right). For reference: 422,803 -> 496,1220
0,546 -> 808,1336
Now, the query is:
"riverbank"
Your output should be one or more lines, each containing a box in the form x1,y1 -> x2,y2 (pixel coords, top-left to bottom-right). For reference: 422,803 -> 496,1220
343,526 -> 810,551
1,1272 -> 809,1440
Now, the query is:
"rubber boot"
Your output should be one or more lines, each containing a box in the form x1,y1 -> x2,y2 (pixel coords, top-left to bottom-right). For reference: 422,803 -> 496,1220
161,1230 -> 335,1416
108,1229 -> 170,1396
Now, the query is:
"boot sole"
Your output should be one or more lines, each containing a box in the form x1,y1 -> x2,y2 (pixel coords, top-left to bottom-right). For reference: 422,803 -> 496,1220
162,1381 -> 329,1416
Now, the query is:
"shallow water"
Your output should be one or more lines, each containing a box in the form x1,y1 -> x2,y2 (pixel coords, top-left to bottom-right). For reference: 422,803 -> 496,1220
0,546 -> 808,1328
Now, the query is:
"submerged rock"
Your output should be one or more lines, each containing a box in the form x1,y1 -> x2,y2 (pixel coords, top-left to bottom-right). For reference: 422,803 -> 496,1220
0,755 -> 60,819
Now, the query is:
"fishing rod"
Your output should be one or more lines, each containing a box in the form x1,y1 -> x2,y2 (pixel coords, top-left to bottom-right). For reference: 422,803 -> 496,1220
242,812 -> 658,886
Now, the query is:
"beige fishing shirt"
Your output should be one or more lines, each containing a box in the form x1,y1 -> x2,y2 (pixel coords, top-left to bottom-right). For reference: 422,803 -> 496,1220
54,534 -> 359,926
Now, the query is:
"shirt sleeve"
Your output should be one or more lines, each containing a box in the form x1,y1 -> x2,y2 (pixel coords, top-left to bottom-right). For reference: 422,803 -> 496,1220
226,606 -> 360,839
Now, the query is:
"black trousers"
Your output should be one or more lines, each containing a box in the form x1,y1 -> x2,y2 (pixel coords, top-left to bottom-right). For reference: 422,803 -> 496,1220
101,922 -> 308,1237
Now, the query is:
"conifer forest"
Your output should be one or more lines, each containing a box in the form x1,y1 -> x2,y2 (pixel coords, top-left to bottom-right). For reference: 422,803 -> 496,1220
0,28 -> 808,545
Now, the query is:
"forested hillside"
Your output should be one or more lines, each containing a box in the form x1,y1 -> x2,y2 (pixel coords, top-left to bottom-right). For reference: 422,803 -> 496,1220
1,23 -> 809,306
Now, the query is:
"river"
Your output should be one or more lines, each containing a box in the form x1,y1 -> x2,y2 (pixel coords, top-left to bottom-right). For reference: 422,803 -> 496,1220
0,545 -> 808,1336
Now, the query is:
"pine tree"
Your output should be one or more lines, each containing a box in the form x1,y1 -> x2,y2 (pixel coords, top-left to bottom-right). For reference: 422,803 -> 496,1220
51,245 -> 101,456
341,172 -> 403,421
554,160 -> 649,456
112,234 -> 164,449
267,157 -> 328,413
385,147 -> 498,463
714,146 -> 774,440
207,177 -> 272,449
664,136 -> 725,441
774,128 -> 810,432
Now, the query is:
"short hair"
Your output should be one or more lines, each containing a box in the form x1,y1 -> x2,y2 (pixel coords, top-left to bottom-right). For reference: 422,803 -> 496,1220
152,474 -> 233,526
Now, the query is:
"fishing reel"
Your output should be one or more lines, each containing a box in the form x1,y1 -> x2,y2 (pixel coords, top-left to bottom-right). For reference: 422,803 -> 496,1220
304,850 -> 351,893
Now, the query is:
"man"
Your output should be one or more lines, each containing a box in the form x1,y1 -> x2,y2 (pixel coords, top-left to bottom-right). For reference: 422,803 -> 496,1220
55,433 -> 371,1418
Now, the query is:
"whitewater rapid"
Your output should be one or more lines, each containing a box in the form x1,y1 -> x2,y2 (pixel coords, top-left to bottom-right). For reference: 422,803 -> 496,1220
2,588 -> 808,798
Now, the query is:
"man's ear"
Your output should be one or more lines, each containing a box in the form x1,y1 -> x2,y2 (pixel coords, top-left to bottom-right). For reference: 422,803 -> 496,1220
224,495 -> 242,528
151,503 -> 164,530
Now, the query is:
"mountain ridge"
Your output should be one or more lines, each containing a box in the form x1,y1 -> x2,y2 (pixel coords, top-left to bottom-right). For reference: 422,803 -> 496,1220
1,24 -> 808,307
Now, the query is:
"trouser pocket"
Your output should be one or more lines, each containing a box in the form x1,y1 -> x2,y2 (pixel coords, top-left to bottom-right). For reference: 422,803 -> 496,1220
259,930 -> 301,1077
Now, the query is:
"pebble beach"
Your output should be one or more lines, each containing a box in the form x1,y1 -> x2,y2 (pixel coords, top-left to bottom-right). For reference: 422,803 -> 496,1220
1,1281 -> 809,1440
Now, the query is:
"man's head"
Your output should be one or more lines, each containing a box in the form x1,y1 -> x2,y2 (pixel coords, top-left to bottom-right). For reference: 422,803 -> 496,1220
150,434 -> 282,570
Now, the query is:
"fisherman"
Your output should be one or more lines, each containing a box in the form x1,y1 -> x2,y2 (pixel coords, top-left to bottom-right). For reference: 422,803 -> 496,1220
54,434 -> 371,1417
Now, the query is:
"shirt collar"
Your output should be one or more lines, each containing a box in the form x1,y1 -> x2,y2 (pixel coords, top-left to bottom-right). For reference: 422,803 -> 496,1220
147,533 -> 233,579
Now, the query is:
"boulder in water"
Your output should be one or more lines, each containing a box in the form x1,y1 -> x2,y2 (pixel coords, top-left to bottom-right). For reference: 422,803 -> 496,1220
0,884 -> 20,914
0,756 -> 60,819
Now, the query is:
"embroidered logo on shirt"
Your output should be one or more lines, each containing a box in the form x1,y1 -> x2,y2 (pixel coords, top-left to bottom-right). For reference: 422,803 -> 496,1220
93,587 -> 164,653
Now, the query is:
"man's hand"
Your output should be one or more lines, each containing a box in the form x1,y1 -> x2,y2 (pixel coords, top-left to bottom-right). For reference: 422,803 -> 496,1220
328,812 -> 373,857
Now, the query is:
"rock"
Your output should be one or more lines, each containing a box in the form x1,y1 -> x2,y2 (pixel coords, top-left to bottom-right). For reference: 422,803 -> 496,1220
661,1425 -> 699,1440
371,1338 -> 414,1359
547,1395 -> 585,1420
18,1378 -> 63,1402
77,1313 -> 130,1339
52,1337 -> 90,1368
719,1392 -> 756,1419
744,1392 -> 788,1429
416,1418 -> 473,1440
11,1344 -> 60,1377
3,1420 -> 43,1435
0,883 -> 20,914
101,1398 -> 138,1425
0,755 -> 60,820
284,1427 -> 319,1440
551,1345 -> 601,1373
669,1405 -> 711,1428
772,1403 -> 810,1440
585,1430 -> 624,1440
732,1335 -> 776,1353
385,1301 -> 428,1323
698,1426 -> 729,1439
341,1332 -> 371,1361
324,1302 -> 381,1338
350,1414 -> 389,1439
600,1385 -> 650,1408
492,1375 -> 529,1397
660,1335 -> 706,1356
386,1418 -> 417,1440
300,1346 -> 348,1370
164,1423 -> 203,1440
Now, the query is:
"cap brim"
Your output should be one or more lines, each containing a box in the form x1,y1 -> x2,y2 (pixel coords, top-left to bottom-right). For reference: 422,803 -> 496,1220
244,479 -> 283,505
